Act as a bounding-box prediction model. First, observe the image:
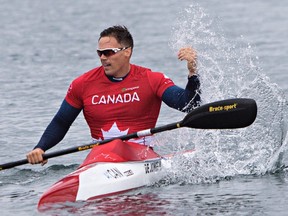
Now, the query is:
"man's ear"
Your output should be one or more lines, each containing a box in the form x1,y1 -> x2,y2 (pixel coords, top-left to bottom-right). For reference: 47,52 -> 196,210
124,47 -> 132,58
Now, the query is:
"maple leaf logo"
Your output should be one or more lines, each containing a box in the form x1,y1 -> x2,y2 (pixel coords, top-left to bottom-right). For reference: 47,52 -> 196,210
101,122 -> 129,139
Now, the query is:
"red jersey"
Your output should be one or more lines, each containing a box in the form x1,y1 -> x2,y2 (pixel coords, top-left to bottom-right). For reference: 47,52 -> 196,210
65,64 -> 174,144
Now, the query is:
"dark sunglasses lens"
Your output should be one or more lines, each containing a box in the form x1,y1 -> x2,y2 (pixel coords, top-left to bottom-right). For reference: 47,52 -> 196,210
97,49 -> 115,57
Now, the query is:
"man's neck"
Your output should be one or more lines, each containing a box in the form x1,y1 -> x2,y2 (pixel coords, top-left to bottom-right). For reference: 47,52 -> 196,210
106,72 -> 130,82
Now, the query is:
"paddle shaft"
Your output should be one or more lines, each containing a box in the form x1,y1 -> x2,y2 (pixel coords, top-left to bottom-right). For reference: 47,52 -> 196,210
0,98 -> 257,171
45,122 -> 178,159
0,122 -> 180,170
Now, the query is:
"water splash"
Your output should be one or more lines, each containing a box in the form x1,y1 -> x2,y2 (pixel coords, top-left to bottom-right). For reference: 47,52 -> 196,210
165,3 -> 288,184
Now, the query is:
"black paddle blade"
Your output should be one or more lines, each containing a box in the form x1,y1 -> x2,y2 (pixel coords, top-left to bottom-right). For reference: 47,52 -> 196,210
181,98 -> 257,129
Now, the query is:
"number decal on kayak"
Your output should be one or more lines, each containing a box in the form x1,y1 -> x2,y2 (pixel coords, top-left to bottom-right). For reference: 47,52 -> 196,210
144,160 -> 161,174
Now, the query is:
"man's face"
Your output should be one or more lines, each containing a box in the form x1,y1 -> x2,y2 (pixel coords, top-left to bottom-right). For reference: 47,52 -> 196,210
98,36 -> 131,77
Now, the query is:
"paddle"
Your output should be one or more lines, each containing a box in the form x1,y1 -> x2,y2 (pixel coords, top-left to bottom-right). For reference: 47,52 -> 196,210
0,98 -> 257,171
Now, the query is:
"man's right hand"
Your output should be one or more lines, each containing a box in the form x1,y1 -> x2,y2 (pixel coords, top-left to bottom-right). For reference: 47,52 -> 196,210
26,148 -> 48,166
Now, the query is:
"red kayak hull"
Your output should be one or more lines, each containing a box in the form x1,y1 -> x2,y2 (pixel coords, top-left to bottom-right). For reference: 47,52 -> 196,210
38,139 -> 161,210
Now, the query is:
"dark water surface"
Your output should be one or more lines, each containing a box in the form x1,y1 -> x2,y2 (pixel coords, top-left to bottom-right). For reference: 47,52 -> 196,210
1,0 -> 288,215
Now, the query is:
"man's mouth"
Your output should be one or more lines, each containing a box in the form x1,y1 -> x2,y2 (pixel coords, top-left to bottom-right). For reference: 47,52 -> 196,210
102,62 -> 111,68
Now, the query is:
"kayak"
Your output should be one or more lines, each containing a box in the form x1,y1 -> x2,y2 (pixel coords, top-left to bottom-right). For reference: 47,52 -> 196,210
38,139 -> 195,210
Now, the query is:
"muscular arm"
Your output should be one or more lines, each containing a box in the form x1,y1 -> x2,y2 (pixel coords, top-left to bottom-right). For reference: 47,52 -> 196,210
34,99 -> 81,151
162,75 -> 201,112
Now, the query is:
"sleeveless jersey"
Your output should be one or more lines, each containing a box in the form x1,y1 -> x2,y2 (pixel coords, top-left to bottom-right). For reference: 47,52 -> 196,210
65,64 -> 175,145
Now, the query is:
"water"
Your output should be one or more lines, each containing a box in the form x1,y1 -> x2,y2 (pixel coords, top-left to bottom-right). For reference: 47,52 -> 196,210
1,0 -> 288,215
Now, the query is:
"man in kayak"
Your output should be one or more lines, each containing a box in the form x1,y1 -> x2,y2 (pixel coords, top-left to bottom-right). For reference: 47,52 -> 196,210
26,25 -> 201,165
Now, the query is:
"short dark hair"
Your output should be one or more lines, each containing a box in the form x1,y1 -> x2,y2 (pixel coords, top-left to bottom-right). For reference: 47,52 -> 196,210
99,25 -> 134,49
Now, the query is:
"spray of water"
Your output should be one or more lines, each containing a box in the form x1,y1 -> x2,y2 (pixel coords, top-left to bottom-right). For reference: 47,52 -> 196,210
163,3 -> 288,184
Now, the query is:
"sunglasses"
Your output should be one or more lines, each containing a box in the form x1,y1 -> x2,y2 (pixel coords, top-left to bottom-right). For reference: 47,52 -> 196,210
96,47 -> 129,57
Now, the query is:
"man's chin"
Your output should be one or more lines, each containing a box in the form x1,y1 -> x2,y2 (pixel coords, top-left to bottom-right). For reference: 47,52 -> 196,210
104,69 -> 114,76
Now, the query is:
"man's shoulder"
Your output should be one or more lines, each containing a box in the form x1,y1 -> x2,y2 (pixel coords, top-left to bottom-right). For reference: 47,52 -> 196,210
131,64 -> 173,87
131,64 -> 163,77
131,64 -> 150,72
75,66 -> 103,81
